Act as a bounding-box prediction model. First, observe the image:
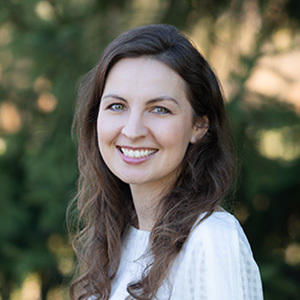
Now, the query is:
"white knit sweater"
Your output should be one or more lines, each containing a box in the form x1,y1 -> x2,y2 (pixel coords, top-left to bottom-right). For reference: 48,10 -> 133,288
94,211 -> 263,299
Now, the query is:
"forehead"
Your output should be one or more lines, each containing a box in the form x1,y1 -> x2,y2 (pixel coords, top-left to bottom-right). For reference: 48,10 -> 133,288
103,57 -> 188,100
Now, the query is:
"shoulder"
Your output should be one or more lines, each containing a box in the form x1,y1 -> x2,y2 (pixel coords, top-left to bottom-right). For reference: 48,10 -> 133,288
193,210 -> 244,235
187,211 -> 252,255
170,211 -> 263,299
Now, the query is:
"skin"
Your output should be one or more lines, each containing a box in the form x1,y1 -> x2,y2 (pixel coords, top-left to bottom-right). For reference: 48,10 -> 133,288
97,57 -> 207,230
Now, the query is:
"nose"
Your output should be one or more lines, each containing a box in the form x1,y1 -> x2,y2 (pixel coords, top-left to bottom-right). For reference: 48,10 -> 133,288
121,112 -> 148,139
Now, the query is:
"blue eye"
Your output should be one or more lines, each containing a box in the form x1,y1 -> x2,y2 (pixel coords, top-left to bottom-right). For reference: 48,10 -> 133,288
152,107 -> 171,115
108,103 -> 125,111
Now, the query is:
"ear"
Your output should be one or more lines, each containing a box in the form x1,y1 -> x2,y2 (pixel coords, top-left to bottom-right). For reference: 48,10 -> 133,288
190,116 -> 209,144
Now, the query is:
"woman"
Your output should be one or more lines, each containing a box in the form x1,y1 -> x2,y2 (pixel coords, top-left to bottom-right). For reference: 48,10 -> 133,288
69,24 -> 263,299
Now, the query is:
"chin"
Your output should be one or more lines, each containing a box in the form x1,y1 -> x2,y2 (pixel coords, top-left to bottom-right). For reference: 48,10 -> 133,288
121,178 -> 148,185
117,175 -> 152,186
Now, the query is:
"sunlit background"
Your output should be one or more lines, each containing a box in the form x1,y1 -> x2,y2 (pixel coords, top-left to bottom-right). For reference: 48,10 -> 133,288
0,0 -> 299,299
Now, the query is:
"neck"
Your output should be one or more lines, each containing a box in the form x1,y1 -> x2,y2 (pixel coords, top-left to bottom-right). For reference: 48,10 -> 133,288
130,182 -> 170,231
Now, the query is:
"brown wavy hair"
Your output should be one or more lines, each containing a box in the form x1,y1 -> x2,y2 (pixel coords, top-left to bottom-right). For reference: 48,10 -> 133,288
68,24 -> 236,300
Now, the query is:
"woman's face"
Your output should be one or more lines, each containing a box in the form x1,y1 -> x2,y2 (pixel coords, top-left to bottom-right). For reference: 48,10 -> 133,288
97,57 -> 201,188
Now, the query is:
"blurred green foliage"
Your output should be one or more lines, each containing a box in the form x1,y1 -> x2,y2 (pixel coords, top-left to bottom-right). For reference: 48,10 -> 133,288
0,0 -> 299,299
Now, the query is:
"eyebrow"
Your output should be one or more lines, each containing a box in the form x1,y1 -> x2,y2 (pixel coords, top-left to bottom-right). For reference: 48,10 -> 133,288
102,94 -> 126,101
102,93 -> 180,106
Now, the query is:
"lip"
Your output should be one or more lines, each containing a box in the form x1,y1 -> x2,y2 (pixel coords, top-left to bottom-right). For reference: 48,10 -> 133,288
117,146 -> 158,165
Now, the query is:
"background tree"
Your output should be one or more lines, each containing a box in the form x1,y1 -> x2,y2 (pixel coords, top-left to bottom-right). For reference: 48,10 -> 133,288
0,0 -> 299,299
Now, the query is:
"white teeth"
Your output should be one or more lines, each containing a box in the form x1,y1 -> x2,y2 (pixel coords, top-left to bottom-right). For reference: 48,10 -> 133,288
121,148 -> 156,158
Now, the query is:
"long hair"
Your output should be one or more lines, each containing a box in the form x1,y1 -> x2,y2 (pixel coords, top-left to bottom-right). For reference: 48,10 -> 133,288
68,24 -> 236,300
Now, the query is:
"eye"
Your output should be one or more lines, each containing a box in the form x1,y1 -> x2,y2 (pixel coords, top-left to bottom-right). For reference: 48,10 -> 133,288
107,103 -> 125,112
151,106 -> 171,115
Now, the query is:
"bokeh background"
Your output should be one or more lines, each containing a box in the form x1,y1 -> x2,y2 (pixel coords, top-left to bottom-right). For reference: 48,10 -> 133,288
0,0 -> 299,299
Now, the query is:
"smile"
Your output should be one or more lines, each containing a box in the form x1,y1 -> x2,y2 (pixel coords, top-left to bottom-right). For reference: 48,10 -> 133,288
120,147 -> 158,158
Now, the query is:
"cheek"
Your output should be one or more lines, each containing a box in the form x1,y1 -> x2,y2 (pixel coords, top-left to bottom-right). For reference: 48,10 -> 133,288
154,121 -> 193,149
97,121 -> 114,156
97,115 -> 117,142
97,120 -> 117,168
